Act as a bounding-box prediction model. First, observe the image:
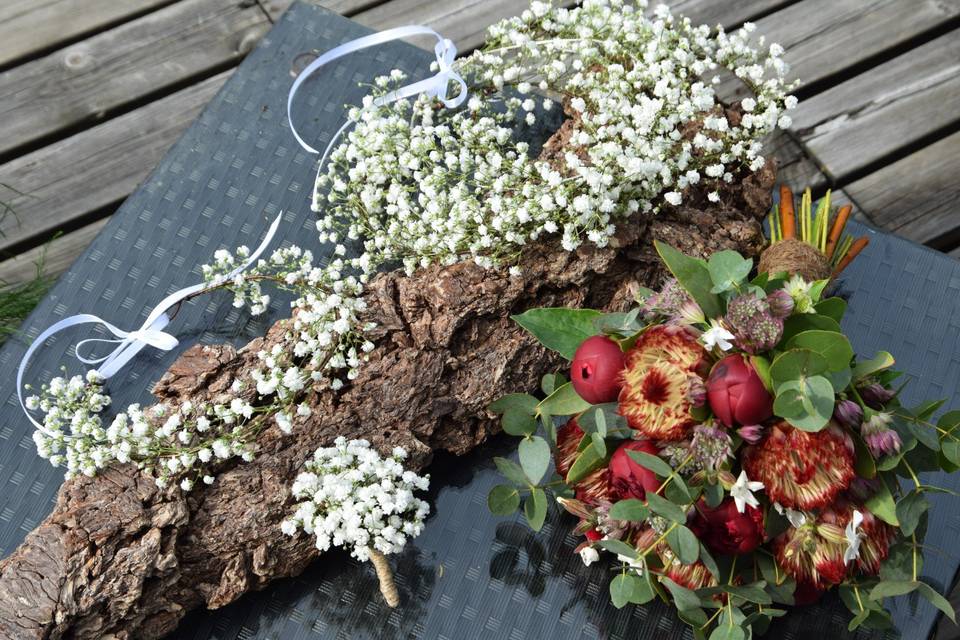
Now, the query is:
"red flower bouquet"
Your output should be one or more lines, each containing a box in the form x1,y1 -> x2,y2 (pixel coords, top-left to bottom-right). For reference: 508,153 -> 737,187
487,194 -> 960,637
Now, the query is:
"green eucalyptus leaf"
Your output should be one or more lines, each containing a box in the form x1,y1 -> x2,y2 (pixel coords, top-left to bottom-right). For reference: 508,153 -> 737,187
489,393 -> 538,415
703,482 -> 724,508
626,449 -> 673,477
608,498 -> 650,522
750,355 -> 774,393
524,487 -> 548,531
565,444 -> 609,485
487,485 -> 521,515
609,572 -> 655,609
661,577 -> 703,611
502,409 -> 538,436
537,382 -> 592,416
869,580 -> 920,600
540,373 -> 563,396
707,250 -> 753,294
896,491 -> 929,537
770,349 -> 829,386
781,313 -> 842,343
916,581 -> 957,623
709,625 -> 746,640
591,431 -> 606,457
852,351 -> 896,381
865,473 -> 899,526
827,366 -> 853,394
599,538 -> 638,558
773,376 -> 834,431
645,492 -> 687,524
511,307 -> 601,360
518,436 -> 551,484
654,241 -> 723,318
578,403 -> 628,436
786,330 -> 854,371
814,297 -> 847,322
666,525 -> 700,565
494,457 -> 530,487
880,543 -> 918,582
724,583 -> 773,605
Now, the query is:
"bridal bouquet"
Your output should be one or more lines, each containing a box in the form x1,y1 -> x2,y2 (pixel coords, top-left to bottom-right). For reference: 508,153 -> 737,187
487,195 -> 959,637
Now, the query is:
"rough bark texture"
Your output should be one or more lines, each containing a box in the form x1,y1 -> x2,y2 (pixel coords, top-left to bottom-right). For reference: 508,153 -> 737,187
0,156 -> 775,638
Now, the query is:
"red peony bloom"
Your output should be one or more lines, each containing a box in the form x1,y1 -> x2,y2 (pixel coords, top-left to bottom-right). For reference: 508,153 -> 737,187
608,439 -> 663,501
742,421 -> 855,510
688,498 -> 765,555
706,354 -> 773,426
571,335 -> 626,404
619,325 -> 708,440
555,418 -> 584,478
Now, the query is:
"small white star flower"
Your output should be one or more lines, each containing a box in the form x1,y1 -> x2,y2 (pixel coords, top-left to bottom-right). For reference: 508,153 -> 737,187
579,546 -> 600,566
844,509 -> 864,565
730,470 -> 764,513
701,319 -> 735,351
773,502 -> 807,528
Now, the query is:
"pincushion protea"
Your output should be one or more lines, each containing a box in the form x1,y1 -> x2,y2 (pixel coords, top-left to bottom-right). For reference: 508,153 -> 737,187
820,500 -> 895,576
772,519 -> 847,593
555,418 -> 611,504
619,325 -> 708,441
742,421 -> 855,510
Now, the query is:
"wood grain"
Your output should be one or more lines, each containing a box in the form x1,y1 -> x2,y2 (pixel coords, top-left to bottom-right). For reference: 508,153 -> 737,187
0,220 -> 108,285
0,0 -> 173,68
844,130 -> 960,246
0,0 -> 269,159
718,0 -> 960,101
0,73 -> 228,255
259,0 -> 383,22
789,32 -> 960,183
667,0 -> 790,28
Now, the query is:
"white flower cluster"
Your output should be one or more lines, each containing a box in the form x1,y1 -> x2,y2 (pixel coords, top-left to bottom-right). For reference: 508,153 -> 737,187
28,370 -> 110,477
315,0 -> 796,276
281,437 -> 430,561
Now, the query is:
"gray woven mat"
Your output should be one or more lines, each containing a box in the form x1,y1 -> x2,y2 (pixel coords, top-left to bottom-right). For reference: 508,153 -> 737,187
1,3 -> 958,639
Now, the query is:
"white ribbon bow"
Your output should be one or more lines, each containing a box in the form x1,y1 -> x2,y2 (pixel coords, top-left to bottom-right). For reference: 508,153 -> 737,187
286,25 -> 469,182
17,214 -> 282,437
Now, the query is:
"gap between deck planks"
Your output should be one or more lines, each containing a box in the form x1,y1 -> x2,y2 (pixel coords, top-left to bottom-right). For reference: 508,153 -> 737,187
0,0 -> 812,286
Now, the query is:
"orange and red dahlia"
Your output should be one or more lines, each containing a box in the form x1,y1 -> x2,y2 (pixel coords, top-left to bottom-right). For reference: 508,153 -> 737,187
742,421 -> 855,510
619,325 -> 708,441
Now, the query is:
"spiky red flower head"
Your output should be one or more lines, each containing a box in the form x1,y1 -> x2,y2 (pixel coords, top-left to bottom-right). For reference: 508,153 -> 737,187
688,498 -> 765,555
663,558 -> 719,591
555,418 -> 584,478
608,439 -> 662,501
555,418 -> 613,504
820,499 -> 896,576
571,335 -> 626,404
619,325 -> 708,441
772,520 -> 847,592
743,421 -> 855,510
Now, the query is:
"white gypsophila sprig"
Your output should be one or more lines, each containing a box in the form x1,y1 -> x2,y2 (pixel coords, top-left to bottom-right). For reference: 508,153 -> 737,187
281,437 -> 430,561
27,241 -> 375,487
313,0 -> 796,280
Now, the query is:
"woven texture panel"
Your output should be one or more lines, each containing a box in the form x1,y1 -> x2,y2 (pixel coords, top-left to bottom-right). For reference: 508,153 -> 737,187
0,3 -> 958,639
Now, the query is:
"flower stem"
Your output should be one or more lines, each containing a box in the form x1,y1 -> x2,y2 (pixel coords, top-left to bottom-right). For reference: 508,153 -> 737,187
367,548 -> 400,607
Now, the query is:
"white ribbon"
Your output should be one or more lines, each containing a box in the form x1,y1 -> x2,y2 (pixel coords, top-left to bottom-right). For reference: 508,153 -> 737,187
286,25 -> 468,177
18,213 -> 283,437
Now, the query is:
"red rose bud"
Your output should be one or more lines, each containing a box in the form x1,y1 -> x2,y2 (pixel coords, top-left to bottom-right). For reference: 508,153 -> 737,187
619,325 -> 708,440
706,355 -> 773,426
688,498 -> 764,555
607,439 -> 662,501
571,335 -> 626,404
743,421 -> 855,510
833,398 -> 863,429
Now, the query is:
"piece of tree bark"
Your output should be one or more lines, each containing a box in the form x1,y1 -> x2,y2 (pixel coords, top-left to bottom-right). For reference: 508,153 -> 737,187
0,158 -> 775,639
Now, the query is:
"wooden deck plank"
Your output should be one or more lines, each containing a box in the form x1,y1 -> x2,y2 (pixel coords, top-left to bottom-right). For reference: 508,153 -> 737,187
844,130 -> 960,247
0,0 -> 173,68
0,0 -> 270,159
718,0 -> 960,101
259,0 -> 382,22
0,73 -> 228,255
0,219 -> 108,286
789,32 -> 960,184
667,0 -> 790,28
